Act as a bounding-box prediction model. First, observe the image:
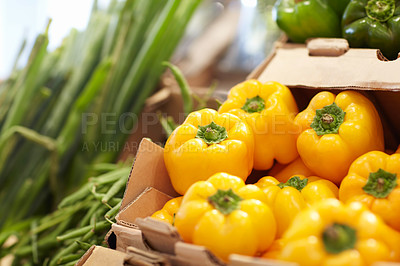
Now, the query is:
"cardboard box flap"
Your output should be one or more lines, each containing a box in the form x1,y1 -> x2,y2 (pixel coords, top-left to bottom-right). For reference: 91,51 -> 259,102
121,139 -> 179,209
175,242 -> 225,266
127,243 -> 202,266
248,38 -> 400,148
228,254 -> 297,266
112,223 -> 149,252
307,38 -> 349,57
117,187 -> 173,228
253,39 -> 400,90
76,245 -> 129,266
126,246 -> 171,266
135,217 -> 182,255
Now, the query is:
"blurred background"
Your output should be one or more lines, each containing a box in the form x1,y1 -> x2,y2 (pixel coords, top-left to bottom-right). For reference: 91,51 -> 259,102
0,0 -> 281,89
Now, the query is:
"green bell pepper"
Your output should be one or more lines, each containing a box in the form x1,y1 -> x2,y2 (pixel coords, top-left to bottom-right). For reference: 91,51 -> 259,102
273,0 -> 350,43
342,0 -> 400,60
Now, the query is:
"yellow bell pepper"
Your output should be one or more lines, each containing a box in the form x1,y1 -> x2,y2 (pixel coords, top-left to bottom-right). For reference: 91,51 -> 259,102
164,108 -> 254,195
262,239 -> 287,260
339,151 -> 400,231
277,199 -> 400,266
150,197 -> 183,225
255,175 -> 338,237
174,172 -> 276,261
218,80 -> 299,170
294,91 -> 384,184
268,157 -> 315,183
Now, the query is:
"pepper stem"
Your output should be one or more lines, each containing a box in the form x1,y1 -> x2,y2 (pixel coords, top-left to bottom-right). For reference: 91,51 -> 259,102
310,103 -> 345,136
322,114 -> 334,124
362,168 -> 397,198
366,0 -> 395,22
208,189 -> 243,215
277,176 -> 308,191
241,96 -> 266,113
196,121 -> 228,145
322,223 -> 357,254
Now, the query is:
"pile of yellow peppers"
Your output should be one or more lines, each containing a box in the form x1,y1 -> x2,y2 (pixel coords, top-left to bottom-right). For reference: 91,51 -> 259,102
151,80 -> 400,265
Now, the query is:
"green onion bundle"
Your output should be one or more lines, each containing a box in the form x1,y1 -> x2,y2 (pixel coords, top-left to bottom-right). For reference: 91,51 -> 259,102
0,163 -> 131,265
0,0 -> 202,232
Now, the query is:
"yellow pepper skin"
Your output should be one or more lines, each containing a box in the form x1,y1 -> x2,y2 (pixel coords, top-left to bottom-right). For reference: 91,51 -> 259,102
174,172 -> 276,261
218,80 -> 299,170
262,238 -> 287,260
255,175 -> 338,237
339,151 -> 400,231
150,197 -> 183,225
277,199 -> 400,266
164,108 -> 254,195
268,157 -> 316,183
295,91 -> 384,185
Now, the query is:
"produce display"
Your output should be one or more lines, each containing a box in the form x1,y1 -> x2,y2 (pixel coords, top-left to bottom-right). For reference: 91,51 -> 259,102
2,0 -> 400,264
153,79 -> 400,265
273,0 -> 400,60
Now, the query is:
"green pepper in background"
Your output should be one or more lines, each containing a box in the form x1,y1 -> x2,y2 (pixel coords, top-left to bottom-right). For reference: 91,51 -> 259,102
342,0 -> 400,60
273,0 -> 350,43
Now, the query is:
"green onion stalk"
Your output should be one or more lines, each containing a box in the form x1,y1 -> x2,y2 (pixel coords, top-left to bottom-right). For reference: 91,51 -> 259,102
0,0 -> 202,236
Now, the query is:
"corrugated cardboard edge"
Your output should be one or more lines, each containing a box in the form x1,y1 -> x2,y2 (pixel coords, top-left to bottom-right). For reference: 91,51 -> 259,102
134,218 -> 302,266
125,246 -> 171,266
121,138 -> 179,210
116,187 -> 173,228
76,245 -> 96,266
175,242 -> 225,266
228,254 -> 297,266
135,217 -> 225,266
113,224 -> 204,266
112,223 -> 149,252
247,34 -> 289,80
135,217 -> 182,255
75,245 -> 129,266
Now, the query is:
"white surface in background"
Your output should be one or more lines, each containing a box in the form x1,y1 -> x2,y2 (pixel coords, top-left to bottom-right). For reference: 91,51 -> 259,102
241,0 -> 257,8
0,0 -> 95,78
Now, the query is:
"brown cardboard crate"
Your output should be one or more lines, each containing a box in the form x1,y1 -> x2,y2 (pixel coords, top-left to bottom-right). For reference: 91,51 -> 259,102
111,139 -> 400,266
248,38 -> 400,149
76,245 -> 129,266
109,139 -> 297,266
108,38 -> 400,266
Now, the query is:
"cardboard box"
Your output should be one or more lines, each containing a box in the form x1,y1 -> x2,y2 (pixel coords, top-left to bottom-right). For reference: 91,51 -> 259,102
76,245 -> 129,266
110,138 -> 297,265
109,38 -> 400,266
76,244 -> 174,266
249,38 -> 400,149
